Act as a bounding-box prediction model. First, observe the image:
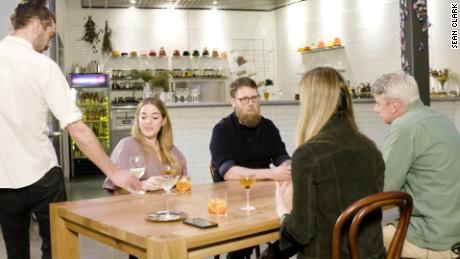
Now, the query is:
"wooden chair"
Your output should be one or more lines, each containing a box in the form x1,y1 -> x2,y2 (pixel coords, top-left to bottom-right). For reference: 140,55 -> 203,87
332,191 -> 413,259
209,161 -> 261,259
210,161 -> 216,181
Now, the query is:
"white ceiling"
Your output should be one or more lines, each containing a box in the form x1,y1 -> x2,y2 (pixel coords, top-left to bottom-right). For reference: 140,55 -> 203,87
81,0 -> 305,11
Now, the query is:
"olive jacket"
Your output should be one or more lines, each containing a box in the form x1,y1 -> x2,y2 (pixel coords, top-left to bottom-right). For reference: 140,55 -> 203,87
280,114 -> 386,259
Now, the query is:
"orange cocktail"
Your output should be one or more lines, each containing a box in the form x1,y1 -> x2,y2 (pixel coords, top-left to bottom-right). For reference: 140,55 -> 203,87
208,194 -> 228,216
176,175 -> 191,193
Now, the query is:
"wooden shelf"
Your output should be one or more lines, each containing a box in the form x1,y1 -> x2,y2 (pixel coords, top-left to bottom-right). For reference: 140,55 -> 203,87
300,45 -> 344,54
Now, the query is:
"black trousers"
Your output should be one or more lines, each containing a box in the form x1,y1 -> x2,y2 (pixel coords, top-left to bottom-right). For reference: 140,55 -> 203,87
0,166 -> 66,259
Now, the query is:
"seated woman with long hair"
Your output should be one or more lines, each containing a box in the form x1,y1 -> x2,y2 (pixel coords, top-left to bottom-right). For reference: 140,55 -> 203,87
263,67 -> 386,259
103,97 -> 187,192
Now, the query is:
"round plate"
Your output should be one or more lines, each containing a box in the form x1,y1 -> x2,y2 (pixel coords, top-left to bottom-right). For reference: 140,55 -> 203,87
145,210 -> 188,222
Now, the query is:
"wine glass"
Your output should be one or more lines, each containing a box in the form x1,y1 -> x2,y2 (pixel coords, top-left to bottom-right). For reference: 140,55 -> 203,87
240,175 -> 256,211
159,164 -> 180,219
129,155 -> 145,195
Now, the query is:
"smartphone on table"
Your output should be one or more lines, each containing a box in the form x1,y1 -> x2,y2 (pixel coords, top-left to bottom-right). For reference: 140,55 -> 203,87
183,217 -> 218,229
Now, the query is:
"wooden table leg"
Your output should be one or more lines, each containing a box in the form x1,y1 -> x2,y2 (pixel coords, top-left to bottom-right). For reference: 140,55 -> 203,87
146,234 -> 187,259
50,205 -> 79,259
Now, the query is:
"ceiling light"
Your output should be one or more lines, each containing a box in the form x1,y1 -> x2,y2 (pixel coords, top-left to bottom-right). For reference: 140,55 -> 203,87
212,1 -> 218,4
130,0 -> 136,4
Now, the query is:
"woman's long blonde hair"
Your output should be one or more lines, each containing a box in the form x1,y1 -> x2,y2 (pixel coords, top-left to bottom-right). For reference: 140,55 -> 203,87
131,97 -> 180,170
296,67 -> 357,147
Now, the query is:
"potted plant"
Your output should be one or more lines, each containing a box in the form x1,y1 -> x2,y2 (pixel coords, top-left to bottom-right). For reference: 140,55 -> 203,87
150,72 -> 171,92
134,70 -> 171,100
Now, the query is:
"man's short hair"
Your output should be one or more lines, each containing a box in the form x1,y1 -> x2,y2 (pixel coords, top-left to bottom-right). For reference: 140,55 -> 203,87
229,77 -> 257,98
10,0 -> 55,30
371,72 -> 420,104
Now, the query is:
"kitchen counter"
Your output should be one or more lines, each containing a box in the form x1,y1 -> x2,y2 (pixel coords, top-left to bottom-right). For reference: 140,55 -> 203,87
111,97 -> 460,110
109,98 -> 460,184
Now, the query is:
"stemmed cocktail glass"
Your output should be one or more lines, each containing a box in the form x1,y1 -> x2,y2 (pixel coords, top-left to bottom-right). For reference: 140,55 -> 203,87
159,164 -> 180,220
240,175 -> 256,211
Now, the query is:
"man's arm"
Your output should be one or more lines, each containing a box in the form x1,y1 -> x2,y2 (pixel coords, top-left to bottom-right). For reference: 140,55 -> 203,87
211,118 -> 291,181
67,120 -> 140,193
223,163 -> 291,181
383,127 -> 413,191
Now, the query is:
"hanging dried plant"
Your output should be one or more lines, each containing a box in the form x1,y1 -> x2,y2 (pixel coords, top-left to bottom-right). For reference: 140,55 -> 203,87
101,20 -> 113,55
81,16 -> 102,54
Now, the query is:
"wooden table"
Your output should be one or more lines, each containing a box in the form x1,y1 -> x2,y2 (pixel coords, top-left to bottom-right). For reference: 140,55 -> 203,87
50,181 -> 280,259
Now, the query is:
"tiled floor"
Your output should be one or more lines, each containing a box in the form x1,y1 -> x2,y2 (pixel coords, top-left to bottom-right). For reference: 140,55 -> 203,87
0,175 -> 129,259
0,175 -> 261,259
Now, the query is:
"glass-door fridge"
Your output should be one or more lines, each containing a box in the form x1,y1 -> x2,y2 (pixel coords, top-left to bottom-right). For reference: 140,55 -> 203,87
69,73 -> 110,177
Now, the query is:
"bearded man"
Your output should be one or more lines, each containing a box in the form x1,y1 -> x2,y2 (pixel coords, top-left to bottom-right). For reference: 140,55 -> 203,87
210,77 -> 291,183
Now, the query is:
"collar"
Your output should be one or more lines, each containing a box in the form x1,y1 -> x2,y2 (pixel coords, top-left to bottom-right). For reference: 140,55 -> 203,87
4,35 -> 34,50
405,99 -> 424,112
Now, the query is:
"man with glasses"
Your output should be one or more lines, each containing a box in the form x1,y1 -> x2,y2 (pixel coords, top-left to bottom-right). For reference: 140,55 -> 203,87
210,77 -> 291,182
210,76 -> 291,259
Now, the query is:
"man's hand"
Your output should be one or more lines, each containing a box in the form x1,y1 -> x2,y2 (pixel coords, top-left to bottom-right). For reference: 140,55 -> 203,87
275,180 -> 292,217
270,163 -> 292,181
110,170 -> 141,194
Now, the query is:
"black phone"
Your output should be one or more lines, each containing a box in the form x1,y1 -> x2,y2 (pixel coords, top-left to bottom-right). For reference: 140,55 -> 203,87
183,218 -> 218,229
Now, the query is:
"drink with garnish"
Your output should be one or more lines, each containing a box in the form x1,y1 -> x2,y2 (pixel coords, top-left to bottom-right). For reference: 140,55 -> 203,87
159,164 -> 179,219
240,175 -> 256,211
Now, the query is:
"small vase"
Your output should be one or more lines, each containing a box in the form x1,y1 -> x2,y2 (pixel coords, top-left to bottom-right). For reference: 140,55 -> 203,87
143,82 -> 164,99
152,86 -> 163,98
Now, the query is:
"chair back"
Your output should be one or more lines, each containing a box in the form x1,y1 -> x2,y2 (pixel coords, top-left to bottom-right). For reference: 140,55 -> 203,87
210,162 -> 215,179
331,191 -> 413,259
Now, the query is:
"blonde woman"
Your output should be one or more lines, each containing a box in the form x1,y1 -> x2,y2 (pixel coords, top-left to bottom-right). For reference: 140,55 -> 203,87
103,97 -> 187,192
262,67 -> 385,259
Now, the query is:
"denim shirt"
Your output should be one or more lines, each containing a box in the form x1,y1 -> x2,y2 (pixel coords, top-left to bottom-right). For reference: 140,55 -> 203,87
280,114 -> 385,259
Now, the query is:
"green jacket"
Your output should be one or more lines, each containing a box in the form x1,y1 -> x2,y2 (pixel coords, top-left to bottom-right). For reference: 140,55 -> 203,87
280,114 -> 385,259
383,100 -> 460,250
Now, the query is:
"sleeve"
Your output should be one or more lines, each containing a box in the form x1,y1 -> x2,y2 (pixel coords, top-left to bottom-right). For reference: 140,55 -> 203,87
43,61 -> 82,129
382,126 -> 414,191
279,145 -> 316,251
268,120 -> 291,166
209,121 -> 235,177
172,145 -> 188,176
102,138 -> 132,190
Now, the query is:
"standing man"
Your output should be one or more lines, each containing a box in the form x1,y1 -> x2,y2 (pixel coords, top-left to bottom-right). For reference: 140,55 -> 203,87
372,72 -> 460,258
210,77 -> 291,182
0,1 -> 140,259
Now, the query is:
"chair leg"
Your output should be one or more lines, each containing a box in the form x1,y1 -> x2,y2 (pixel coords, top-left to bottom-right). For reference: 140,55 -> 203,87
255,245 -> 261,257
214,255 -> 220,259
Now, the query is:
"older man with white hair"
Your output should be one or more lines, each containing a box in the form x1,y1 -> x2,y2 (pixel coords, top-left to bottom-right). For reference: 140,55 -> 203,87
372,72 -> 460,258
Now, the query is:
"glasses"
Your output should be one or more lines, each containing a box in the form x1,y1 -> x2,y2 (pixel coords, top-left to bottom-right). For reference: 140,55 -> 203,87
235,95 -> 260,105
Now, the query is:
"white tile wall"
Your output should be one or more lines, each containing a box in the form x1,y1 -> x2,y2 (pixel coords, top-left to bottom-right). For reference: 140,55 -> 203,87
274,0 -> 401,100
61,0 -> 460,102
0,1 -> 18,38
168,101 -> 460,185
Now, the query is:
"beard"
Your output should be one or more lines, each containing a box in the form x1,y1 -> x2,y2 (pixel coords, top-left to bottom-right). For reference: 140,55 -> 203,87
235,107 -> 261,128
